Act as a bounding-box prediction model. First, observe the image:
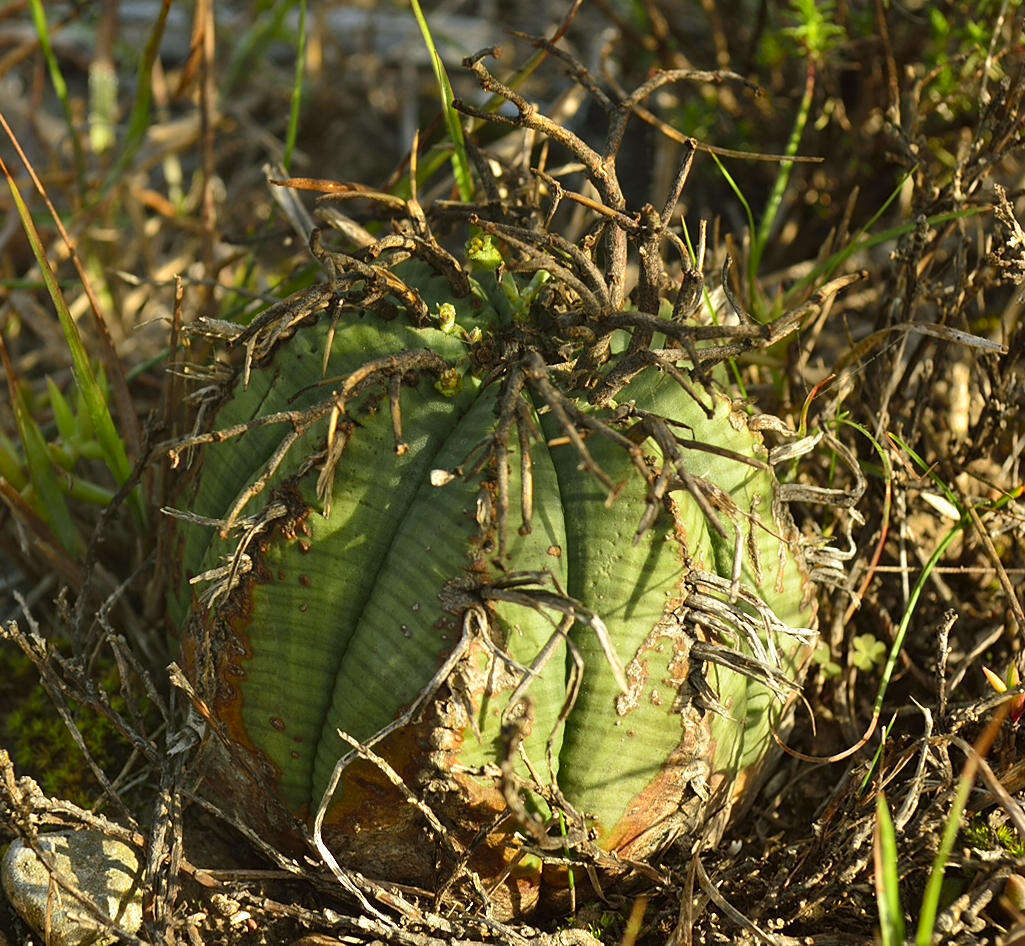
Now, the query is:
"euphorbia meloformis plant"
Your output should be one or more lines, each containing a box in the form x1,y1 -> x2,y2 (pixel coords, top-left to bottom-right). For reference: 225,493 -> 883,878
170,48 -> 859,916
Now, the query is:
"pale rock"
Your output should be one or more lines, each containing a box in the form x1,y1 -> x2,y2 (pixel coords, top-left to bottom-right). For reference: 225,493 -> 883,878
536,932 -> 605,946
1,830 -> 143,946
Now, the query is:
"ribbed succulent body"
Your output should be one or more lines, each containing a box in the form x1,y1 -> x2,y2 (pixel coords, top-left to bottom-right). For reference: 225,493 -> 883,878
174,258 -> 816,911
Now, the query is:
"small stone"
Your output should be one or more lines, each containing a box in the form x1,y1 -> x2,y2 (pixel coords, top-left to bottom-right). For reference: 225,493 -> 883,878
536,932 -> 604,946
1,830 -> 143,946
1005,873 -> 1025,913
209,892 -> 240,917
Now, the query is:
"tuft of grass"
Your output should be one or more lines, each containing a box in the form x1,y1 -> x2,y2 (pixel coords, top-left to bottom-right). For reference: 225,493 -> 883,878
0,156 -> 146,530
872,701 -> 1012,944
0,335 -> 84,556
916,703 -> 1011,943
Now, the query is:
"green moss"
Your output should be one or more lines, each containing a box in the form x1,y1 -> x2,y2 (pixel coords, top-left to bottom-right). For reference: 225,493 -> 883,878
964,814 -> 1025,858
0,642 -> 140,807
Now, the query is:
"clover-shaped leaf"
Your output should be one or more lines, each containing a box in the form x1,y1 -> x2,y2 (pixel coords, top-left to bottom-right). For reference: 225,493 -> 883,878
851,634 -> 887,672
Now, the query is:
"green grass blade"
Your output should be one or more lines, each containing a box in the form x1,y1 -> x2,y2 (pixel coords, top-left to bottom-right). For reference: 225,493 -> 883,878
282,0 -> 307,173
103,0 -> 172,196
874,792 -> 907,946
27,0 -> 87,192
750,62 -> 816,297
0,434 -> 28,491
915,796 -> 968,944
873,516 -> 964,720
89,55 -> 118,155
711,152 -> 757,252
1,159 -> 146,528
408,0 -> 474,202
388,11 -> 580,200
0,335 -> 83,556
887,432 -> 962,510
859,715 -> 895,796
46,377 -> 77,444
62,472 -> 117,507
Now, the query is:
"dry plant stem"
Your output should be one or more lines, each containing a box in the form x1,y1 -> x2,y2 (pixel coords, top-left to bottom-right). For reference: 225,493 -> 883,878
71,435 -> 158,651
145,704 -> 186,928
145,276 -> 185,623
459,49 -> 628,308
239,892 -> 527,946
7,613 -> 162,773
956,737 -> 1025,838
695,856 -> 803,945
106,632 -> 169,734
91,557 -> 158,675
521,29 -> 815,173
874,0 -> 901,123
892,705 -> 933,830
3,613 -> 137,825
961,497 -> 1025,640
659,141 -> 697,238
0,478 -> 84,588
176,790 -> 308,887
521,352 -> 615,493
509,31 -> 616,113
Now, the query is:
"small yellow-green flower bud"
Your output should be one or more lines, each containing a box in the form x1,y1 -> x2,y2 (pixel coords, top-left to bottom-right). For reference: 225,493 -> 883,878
436,302 -> 457,334
466,234 -> 502,272
434,367 -> 464,398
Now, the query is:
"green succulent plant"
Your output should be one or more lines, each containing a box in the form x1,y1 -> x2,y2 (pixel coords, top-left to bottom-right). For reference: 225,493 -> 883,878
170,52 -> 846,916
